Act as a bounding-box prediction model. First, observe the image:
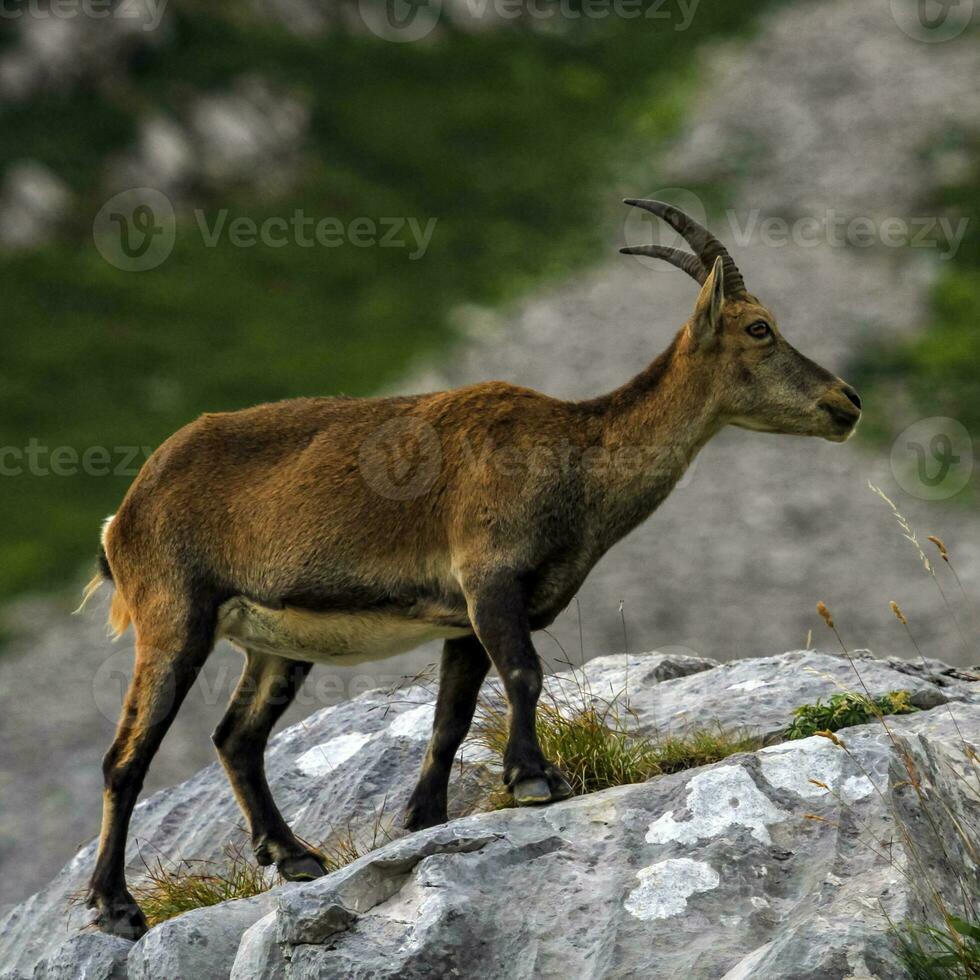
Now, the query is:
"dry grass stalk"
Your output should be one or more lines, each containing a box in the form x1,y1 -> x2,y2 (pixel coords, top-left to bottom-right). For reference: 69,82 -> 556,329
867,483 -> 971,657
816,601 -> 834,629
885,601 -> 977,791
928,534 -> 970,601
813,599 -> 980,971
319,808 -> 393,874
890,600 -> 908,626
868,483 -> 935,575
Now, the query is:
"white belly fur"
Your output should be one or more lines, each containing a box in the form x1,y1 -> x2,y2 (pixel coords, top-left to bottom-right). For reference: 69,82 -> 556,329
217,596 -> 471,665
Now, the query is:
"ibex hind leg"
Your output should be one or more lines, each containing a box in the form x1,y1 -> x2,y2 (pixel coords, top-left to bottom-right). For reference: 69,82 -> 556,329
87,599 -> 216,939
212,651 -> 326,881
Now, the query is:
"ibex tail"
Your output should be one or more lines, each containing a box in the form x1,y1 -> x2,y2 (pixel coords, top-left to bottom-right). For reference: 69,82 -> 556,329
74,516 -> 132,639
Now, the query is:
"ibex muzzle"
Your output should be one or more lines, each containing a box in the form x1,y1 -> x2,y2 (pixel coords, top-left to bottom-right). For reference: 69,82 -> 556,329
81,198 -> 859,939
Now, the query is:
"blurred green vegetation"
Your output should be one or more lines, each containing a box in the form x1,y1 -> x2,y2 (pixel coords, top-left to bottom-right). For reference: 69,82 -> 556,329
851,152 -> 980,460
0,2 -> 786,600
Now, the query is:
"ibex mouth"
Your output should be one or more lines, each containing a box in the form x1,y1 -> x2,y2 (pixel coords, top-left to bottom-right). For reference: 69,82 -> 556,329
820,402 -> 861,440
822,403 -> 860,426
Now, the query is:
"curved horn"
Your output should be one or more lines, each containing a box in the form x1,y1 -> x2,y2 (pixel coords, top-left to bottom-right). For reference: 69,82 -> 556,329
618,244 -> 706,284
623,198 -> 746,295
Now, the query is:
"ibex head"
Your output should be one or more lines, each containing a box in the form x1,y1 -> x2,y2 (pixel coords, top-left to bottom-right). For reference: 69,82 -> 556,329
622,199 -> 861,443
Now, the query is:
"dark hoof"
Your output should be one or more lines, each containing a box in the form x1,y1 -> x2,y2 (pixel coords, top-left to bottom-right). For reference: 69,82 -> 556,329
510,764 -> 574,806
513,777 -> 552,805
88,891 -> 148,941
278,851 -> 328,882
403,805 -> 448,833
547,768 -> 574,801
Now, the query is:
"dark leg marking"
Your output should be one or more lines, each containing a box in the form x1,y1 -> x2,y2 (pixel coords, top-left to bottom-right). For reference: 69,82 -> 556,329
212,651 -> 326,881
467,577 -> 572,806
404,634 -> 490,832
88,627 -> 214,939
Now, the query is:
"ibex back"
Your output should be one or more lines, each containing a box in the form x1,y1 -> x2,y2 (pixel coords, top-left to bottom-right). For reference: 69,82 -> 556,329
83,200 -> 861,938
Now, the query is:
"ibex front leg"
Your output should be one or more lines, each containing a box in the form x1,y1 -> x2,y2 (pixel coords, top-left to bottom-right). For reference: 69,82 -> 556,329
404,635 -> 490,831
465,576 -> 572,805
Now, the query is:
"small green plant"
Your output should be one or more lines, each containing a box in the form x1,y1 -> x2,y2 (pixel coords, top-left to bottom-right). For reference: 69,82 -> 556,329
470,678 -> 758,807
895,918 -> 980,979
785,690 -> 917,740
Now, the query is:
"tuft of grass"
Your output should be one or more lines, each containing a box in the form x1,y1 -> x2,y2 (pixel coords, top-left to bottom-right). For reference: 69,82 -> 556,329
123,809 -> 393,929
131,842 -> 275,929
650,728 -> 762,775
469,678 -> 758,808
318,810 -> 393,875
785,690 -> 918,740
895,918 -> 980,979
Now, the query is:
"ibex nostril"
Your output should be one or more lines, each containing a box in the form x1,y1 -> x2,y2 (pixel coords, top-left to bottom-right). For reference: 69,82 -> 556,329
842,385 -> 862,411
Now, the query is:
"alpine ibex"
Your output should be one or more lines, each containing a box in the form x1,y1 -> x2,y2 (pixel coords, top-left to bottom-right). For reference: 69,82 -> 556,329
82,200 -> 861,937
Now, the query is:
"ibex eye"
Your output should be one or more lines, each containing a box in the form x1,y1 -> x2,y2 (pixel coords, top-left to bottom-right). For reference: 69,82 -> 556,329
747,321 -> 771,339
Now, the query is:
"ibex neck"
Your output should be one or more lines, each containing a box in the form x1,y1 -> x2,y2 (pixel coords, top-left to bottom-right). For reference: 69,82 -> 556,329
579,334 -> 723,543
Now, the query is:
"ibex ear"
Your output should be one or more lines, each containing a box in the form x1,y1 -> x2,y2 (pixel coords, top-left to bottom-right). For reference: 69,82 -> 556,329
690,255 -> 725,348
